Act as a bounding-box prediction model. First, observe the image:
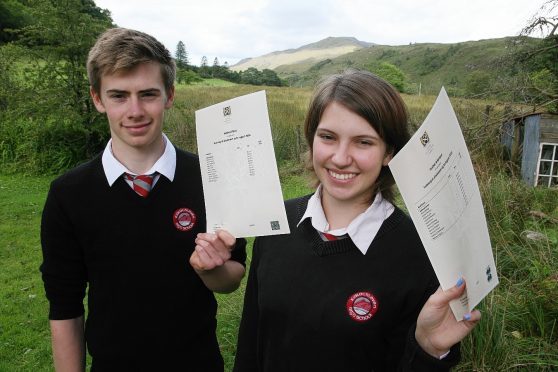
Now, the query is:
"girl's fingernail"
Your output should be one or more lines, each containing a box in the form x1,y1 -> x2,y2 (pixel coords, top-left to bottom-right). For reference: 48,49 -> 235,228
456,277 -> 464,287
463,313 -> 471,321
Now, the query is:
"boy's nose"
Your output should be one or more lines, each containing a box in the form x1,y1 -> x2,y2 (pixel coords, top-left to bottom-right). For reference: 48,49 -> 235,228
127,96 -> 145,118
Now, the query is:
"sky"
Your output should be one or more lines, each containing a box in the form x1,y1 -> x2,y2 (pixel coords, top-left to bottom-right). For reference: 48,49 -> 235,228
93,0 -> 545,66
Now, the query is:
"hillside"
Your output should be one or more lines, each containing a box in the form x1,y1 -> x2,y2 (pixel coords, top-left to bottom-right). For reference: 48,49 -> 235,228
230,36 -> 373,71
234,36 -> 539,96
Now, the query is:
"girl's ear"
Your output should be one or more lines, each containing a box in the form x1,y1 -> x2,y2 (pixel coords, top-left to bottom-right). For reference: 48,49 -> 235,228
382,149 -> 394,166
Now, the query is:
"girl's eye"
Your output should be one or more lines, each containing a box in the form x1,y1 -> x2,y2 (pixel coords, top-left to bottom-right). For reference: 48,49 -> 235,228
318,133 -> 334,140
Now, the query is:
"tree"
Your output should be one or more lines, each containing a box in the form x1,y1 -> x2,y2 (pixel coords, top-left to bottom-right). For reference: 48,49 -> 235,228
176,69 -> 202,85
1,0 -> 113,173
368,62 -> 407,92
261,69 -> 282,86
239,67 -> 282,87
175,40 -> 188,69
213,57 -> 219,67
0,0 -> 32,43
199,55 -> 211,78
240,67 -> 261,85
465,71 -> 492,97
514,0 -> 558,111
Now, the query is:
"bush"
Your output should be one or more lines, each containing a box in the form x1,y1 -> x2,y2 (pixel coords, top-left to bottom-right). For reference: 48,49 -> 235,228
0,117 -> 108,174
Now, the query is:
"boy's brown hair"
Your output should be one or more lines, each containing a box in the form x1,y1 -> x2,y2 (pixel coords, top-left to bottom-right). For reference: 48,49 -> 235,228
87,28 -> 176,96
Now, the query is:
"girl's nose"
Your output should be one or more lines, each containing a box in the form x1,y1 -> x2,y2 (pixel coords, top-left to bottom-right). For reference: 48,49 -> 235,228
331,143 -> 352,167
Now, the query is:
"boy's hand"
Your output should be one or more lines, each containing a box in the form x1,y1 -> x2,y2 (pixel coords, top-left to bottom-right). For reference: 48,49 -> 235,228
189,230 -> 236,273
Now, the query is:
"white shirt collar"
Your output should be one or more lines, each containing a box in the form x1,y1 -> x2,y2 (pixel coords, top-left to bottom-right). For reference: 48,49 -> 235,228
298,185 -> 394,255
101,133 -> 176,186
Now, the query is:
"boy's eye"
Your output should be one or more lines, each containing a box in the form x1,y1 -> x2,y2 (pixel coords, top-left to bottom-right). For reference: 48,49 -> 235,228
141,91 -> 159,99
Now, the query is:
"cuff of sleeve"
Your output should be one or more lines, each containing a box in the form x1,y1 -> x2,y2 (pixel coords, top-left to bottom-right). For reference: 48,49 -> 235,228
403,323 -> 460,371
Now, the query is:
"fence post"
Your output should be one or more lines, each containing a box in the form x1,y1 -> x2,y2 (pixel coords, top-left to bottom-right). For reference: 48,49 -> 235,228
484,105 -> 492,126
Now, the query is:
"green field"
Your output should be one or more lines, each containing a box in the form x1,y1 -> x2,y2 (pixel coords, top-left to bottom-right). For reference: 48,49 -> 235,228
1,84 -> 557,371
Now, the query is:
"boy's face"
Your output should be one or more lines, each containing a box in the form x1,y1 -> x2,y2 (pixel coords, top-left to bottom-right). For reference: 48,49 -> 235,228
91,62 -> 174,155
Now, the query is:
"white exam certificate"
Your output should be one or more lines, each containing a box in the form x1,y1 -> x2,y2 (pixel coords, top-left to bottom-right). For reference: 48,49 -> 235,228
195,90 -> 290,238
389,88 -> 498,320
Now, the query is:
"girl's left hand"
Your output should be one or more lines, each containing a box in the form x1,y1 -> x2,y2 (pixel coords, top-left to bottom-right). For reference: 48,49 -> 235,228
415,278 -> 481,358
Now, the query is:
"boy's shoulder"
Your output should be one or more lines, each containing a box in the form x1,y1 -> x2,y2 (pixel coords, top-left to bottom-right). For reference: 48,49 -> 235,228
51,154 -> 103,190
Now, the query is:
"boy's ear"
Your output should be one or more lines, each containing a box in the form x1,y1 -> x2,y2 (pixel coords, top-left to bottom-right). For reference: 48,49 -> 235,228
165,85 -> 175,109
90,86 -> 106,113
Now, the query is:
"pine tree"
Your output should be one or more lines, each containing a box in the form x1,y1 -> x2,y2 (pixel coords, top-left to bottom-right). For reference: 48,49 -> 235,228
175,41 -> 188,69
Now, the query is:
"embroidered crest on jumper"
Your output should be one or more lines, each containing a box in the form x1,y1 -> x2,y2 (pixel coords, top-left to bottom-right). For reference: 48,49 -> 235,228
346,291 -> 378,322
173,208 -> 197,231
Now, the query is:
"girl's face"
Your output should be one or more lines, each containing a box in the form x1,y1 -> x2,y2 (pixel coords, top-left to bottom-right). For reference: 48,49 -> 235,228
312,102 -> 392,209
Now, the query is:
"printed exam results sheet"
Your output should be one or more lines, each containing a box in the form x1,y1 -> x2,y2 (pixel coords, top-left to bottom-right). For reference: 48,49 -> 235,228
195,90 -> 289,238
389,88 -> 498,320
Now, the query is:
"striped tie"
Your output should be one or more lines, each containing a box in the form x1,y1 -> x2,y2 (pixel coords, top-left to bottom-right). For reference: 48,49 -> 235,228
125,173 -> 156,197
321,232 -> 349,241
322,232 -> 338,241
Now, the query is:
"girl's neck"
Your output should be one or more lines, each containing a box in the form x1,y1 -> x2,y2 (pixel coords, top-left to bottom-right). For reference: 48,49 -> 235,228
321,193 -> 373,230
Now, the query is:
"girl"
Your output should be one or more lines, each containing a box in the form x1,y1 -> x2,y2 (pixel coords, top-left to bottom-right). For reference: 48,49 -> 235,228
234,69 -> 480,371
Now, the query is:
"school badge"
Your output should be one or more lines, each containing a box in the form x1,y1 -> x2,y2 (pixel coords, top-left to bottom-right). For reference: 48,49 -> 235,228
420,131 -> 430,146
173,208 -> 197,232
346,291 -> 378,322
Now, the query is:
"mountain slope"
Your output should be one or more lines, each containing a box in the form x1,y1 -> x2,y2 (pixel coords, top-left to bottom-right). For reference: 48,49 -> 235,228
230,37 -> 373,71
274,37 -> 538,95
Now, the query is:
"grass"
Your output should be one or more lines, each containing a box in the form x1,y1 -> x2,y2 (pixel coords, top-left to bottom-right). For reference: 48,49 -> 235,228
185,78 -> 239,88
0,174 -> 53,371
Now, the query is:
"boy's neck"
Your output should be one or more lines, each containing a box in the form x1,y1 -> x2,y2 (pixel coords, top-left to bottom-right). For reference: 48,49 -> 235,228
111,135 -> 166,174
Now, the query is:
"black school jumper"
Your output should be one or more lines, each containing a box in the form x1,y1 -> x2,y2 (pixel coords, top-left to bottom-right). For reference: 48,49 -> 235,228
234,195 -> 459,372
41,148 -> 247,372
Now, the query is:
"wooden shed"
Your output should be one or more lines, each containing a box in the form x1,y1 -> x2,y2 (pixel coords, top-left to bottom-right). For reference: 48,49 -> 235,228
501,113 -> 558,187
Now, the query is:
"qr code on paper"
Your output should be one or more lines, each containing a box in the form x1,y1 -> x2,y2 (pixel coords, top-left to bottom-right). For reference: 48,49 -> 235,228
270,221 -> 280,231
223,106 -> 231,116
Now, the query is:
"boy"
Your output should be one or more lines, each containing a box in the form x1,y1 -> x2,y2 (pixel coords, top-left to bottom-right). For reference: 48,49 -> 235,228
40,28 -> 246,371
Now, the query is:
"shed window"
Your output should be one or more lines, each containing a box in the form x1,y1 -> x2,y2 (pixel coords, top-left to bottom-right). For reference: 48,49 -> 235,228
535,143 -> 558,187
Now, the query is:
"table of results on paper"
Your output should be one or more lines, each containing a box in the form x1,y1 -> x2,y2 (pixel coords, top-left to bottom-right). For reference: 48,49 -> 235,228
204,140 -> 263,185
415,152 -> 471,240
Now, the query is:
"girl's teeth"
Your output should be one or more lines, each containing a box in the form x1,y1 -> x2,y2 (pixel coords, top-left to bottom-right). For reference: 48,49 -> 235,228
329,171 -> 355,180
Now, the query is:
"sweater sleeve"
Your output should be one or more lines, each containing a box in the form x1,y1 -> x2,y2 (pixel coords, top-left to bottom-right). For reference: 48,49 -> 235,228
394,280 -> 461,371
231,237 -> 248,267
40,182 -> 87,320
233,237 -> 261,372
399,323 -> 461,371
